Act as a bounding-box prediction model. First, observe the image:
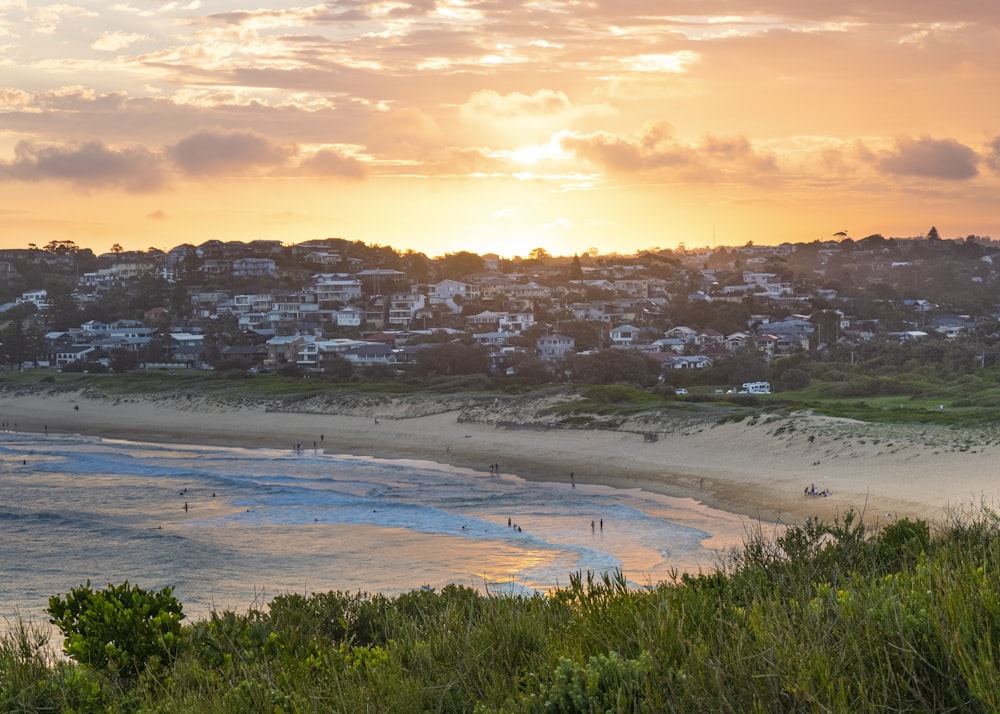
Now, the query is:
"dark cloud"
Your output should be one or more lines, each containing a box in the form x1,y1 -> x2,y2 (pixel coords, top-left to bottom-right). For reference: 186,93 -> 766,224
985,136 -> 1000,174
876,136 -> 979,180
0,141 -> 167,192
298,149 -> 368,179
170,129 -> 294,176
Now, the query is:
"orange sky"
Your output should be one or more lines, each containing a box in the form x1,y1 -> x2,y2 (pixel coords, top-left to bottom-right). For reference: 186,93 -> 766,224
1,2 -> 999,257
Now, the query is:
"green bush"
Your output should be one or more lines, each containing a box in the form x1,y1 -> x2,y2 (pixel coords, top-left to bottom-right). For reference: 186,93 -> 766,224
47,581 -> 184,680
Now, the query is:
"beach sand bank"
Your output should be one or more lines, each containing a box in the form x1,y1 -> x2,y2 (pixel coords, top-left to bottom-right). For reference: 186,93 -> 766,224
3,390 -> 998,527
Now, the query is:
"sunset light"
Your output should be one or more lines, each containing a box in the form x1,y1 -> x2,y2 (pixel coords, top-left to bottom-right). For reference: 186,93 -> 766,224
1,2 -> 999,256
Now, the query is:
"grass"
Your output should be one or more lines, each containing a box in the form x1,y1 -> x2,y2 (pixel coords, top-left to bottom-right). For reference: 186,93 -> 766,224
9,509 -> 1000,712
8,367 -> 1000,430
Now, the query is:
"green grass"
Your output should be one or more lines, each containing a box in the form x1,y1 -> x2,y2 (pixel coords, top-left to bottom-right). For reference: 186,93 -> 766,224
7,368 -> 1000,429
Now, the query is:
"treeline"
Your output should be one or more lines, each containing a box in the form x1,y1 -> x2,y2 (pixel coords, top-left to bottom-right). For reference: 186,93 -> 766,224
8,510 -> 1000,711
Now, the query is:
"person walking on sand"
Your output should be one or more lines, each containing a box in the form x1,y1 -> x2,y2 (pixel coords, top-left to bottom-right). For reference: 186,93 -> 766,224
591,520 -> 595,532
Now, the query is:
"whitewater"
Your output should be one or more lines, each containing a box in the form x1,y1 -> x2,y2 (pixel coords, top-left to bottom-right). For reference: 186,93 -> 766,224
0,430 -> 754,622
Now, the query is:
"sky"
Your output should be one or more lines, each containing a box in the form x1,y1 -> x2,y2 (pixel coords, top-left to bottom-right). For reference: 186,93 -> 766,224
1,1 -> 999,258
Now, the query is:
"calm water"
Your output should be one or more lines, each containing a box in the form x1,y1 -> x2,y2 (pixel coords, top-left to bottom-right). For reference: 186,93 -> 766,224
0,431 -> 754,623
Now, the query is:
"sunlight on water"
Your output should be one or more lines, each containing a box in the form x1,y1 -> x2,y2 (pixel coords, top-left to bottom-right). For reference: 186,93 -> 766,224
0,432 -> 753,622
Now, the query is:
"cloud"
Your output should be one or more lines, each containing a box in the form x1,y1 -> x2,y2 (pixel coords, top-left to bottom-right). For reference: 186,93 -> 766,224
876,136 -> 979,180
298,149 -> 368,179
91,31 -> 147,52
366,107 -> 443,157
170,129 -> 294,176
146,209 -> 167,220
0,140 -> 167,192
559,122 -> 780,180
542,217 -> 573,231
461,89 -> 572,119
985,136 -> 1000,174
559,122 -> 693,172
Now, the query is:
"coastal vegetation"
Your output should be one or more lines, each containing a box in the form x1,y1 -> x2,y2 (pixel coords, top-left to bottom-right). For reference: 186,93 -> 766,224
5,362 -> 1000,429
5,509 -> 1000,711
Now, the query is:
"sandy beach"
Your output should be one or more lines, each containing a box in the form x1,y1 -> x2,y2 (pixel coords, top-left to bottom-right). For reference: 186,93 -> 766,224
3,389 -> 999,528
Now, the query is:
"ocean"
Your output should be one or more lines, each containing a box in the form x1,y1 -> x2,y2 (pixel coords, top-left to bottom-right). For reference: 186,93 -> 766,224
0,430 -> 755,623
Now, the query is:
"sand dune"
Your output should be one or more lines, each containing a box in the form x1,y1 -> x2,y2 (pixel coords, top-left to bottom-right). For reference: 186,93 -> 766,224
2,390 -> 997,527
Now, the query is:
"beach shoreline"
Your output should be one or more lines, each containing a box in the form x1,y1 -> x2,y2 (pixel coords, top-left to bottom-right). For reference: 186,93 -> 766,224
3,390 -> 999,528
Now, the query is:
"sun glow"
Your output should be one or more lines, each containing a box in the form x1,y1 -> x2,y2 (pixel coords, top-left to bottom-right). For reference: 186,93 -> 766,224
509,137 -> 568,164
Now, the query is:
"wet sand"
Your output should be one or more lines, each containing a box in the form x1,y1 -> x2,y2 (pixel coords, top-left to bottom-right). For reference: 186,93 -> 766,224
3,391 -> 998,527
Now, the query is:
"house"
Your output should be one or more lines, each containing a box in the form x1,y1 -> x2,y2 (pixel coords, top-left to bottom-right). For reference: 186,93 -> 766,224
220,344 -> 268,368
81,320 -> 111,336
474,331 -> 509,346
53,345 -> 95,367
537,334 -> 575,358
344,342 -> 396,364
430,279 -> 472,300
664,326 -> 697,344
755,334 -> 780,356
466,310 -> 506,331
16,289 -> 49,311
265,335 -> 306,365
334,306 -> 365,327
144,306 -> 170,323
903,299 -> 935,312
649,337 -> 686,354
310,276 -> 362,305
657,354 -> 714,370
695,328 -> 725,346
721,332 -> 749,351
610,324 -> 641,345
387,292 -> 426,328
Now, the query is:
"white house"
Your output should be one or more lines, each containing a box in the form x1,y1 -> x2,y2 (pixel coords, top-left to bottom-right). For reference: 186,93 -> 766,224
537,334 -> 575,358
610,324 -> 641,345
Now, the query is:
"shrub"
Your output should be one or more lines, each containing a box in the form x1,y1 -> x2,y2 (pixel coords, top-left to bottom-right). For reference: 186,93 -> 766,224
47,581 -> 184,680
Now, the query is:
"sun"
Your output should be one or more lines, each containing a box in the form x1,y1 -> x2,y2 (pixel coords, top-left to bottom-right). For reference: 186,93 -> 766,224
508,137 -> 568,165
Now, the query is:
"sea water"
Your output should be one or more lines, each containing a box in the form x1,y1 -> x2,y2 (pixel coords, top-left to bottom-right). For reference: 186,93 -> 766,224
0,431 -> 756,623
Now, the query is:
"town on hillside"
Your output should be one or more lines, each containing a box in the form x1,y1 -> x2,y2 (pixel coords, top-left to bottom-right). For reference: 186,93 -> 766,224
1,230 -> 998,391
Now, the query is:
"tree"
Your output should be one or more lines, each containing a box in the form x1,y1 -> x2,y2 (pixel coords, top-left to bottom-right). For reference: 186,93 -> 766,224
503,352 -> 552,385
43,239 -> 80,256
45,283 -> 81,330
927,226 -> 941,241
568,254 -> 584,280
566,349 -> 660,387
109,347 -> 139,373
437,251 -> 486,280
0,318 -> 28,367
553,320 -> 603,352
415,342 -> 490,376
323,353 -> 354,381
402,249 -> 431,283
